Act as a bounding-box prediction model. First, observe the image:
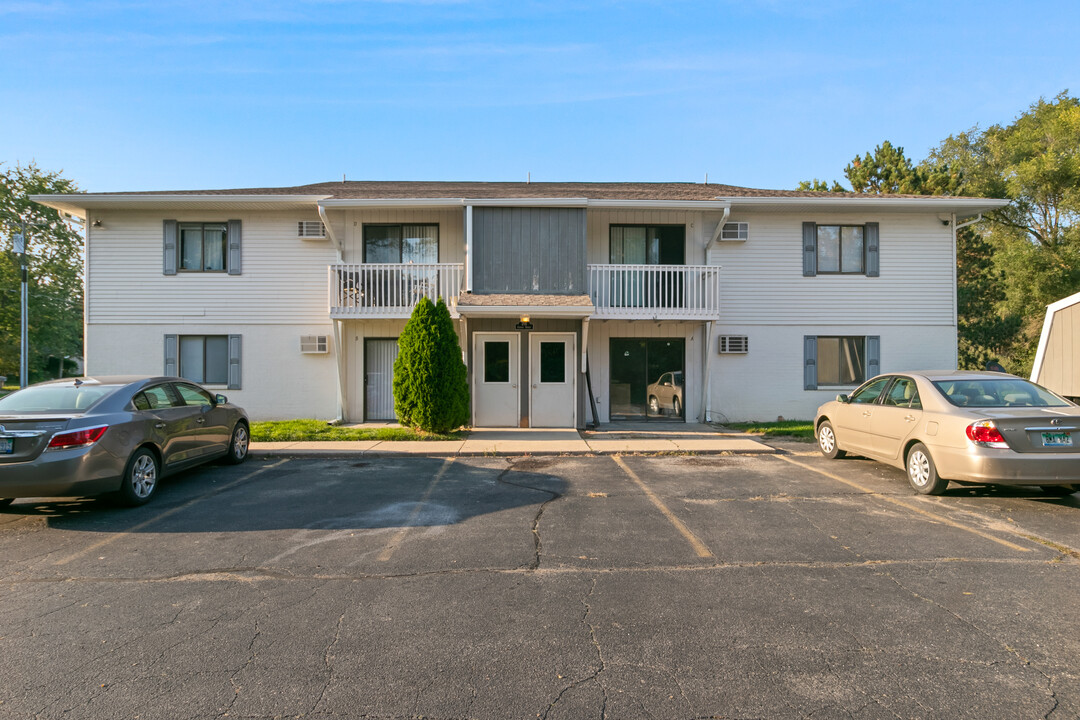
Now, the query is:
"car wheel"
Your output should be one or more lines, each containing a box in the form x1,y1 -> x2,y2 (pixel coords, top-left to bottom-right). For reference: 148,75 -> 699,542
906,443 -> 948,495
672,396 -> 682,418
648,396 -> 660,415
117,448 -> 160,506
817,420 -> 846,460
224,422 -> 250,465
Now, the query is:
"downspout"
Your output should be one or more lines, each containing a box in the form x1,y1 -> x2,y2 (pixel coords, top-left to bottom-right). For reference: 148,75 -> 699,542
317,202 -> 343,260
700,208 -> 729,423
319,201 -> 346,422
701,320 -> 714,423
704,207 -> 731,256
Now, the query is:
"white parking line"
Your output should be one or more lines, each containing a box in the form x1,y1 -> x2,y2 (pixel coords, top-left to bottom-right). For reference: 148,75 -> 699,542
773,455 -> 1032,553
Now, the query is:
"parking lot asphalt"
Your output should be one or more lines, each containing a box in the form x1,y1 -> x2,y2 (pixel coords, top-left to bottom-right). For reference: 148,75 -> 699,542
1,446 -> 1078,719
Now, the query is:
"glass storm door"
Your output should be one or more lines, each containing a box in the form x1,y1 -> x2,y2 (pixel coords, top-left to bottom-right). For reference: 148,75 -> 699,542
365,339 -> 399,421
609,338 -> 685,421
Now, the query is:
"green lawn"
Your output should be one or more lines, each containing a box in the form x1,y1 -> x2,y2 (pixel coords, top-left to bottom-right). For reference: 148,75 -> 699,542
726,420 -> 815,441
250,419 -> 464,442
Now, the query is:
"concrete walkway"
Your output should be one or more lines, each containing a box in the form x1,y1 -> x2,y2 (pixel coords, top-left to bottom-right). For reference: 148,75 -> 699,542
250,423 -> 774,457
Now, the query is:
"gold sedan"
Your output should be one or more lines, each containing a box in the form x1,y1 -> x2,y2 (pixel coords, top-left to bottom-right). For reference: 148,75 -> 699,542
814,371 -> 1080,495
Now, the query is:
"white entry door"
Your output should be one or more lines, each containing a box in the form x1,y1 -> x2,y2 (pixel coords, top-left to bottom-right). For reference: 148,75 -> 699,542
473,332 -> 520,427
530,332 -> 576,428
365,339 -> 399,421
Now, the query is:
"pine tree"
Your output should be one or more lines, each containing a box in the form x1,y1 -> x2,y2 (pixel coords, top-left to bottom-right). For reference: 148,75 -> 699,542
393,297 -> 470,433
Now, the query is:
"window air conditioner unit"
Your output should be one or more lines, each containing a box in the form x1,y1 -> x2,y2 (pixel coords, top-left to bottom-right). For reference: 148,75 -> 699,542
720,221 -> 749,241
300,335 -> 329,354
297,221 -> 327,239
718,335 -> 749,354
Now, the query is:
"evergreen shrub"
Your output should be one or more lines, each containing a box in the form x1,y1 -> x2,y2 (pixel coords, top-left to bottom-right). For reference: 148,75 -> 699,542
393,297 -> 470,433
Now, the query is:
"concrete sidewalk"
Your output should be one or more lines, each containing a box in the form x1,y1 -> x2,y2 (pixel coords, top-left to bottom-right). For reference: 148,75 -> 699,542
250,424 -> 775,457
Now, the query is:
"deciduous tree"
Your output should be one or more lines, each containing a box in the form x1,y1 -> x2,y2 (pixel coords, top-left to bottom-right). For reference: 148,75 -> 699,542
0,163 -> 83,384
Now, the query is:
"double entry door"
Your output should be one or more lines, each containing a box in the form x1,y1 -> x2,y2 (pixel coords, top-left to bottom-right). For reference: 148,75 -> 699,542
473,332 -> 576,427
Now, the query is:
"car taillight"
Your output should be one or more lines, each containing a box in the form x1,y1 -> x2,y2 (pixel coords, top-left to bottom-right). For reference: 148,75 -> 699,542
966,420 -> 1009,449
48,425 -> 108,449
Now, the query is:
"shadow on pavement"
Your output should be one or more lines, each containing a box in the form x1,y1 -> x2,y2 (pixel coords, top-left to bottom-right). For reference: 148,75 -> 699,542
2,457 -> 569,533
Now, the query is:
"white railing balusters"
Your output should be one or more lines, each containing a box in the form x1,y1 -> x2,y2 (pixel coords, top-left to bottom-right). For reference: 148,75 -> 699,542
587,264 -> 721,320
329,263 -> 465,317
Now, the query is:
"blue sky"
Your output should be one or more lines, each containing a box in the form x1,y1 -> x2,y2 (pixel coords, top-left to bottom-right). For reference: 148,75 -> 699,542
1,0 -> 1078,192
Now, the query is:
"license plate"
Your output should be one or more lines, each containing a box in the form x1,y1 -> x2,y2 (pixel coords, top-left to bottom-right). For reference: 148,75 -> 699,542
0,438 -> 11,454
1042,432 -> 1073,447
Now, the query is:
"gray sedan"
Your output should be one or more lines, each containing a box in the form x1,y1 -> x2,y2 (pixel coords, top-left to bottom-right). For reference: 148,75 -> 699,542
814,371 -> 1080,495
0,376 -> 249,507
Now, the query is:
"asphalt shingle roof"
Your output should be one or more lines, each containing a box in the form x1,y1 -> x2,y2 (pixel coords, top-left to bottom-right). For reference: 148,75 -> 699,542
87,180 -> 921,201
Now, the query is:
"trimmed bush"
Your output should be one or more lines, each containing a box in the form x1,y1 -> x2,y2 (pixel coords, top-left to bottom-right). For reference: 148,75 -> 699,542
393,297 -> 470,433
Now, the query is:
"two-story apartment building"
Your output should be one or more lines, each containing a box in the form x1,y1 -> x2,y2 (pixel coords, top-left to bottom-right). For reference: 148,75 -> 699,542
33,181 -> 1007,427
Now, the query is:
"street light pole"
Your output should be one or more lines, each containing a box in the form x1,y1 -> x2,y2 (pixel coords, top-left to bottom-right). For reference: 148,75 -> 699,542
13,221 -> 28,388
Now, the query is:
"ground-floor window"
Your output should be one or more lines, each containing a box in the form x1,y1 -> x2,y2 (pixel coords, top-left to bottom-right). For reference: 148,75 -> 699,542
164,334 -> 241,389
804,335 -> 880,390
609,338 -> 685,420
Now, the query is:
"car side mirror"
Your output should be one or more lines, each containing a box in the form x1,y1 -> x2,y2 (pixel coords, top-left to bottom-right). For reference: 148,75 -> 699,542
215,394 -> 228,405
836,394 -> 849,404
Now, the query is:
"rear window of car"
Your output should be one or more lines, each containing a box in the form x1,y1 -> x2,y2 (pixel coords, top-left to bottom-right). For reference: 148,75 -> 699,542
0,384 -> 120,413
932,378 -> 1070,408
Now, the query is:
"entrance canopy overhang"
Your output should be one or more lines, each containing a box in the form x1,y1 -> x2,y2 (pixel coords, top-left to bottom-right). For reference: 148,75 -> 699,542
454,293 -> 595,319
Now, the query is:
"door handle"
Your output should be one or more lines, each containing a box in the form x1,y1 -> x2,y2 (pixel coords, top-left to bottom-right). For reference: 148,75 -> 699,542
904,415 -> 916,422
862,411 -> 872,417
512,384 -> 517,389
196,418 -> 206,424
532,384 -> 538,389
154,422 -> 166,429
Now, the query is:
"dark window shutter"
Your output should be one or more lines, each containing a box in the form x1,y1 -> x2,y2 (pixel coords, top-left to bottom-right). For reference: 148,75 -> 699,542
804,336 -> 818,390
802,222 -> 817,277
164,334 -> 178,376
227,220 -> 242,275
867,336 -> 881,377
865,222 -> 880,277
227,335 -> 242,389
163,220 -> 177,275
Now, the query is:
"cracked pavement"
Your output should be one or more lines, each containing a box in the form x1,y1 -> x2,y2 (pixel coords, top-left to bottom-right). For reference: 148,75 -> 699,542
0,449 -> 1078,718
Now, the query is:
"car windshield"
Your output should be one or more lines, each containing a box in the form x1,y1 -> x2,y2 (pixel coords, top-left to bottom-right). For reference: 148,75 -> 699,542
931,378 -> 1069,408
0,384 -> 120,413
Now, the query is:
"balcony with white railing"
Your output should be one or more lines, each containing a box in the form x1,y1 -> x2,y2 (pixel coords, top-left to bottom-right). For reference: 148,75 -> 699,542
588,264 -> 721,320
329,263 -> 465,318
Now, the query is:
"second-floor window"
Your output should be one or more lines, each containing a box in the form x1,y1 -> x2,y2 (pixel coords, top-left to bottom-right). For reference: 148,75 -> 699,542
180,223 -> 227,272
802,222 -> 879,277
817,225 -> 864,274
364,224 -> 439,264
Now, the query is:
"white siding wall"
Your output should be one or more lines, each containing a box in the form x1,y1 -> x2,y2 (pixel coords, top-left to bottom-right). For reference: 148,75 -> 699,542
86,210 -> 338,324
342,208 -> 465,264
709,210 -> 955,325
87,323 -> 338,421
708,324 -> 957,422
